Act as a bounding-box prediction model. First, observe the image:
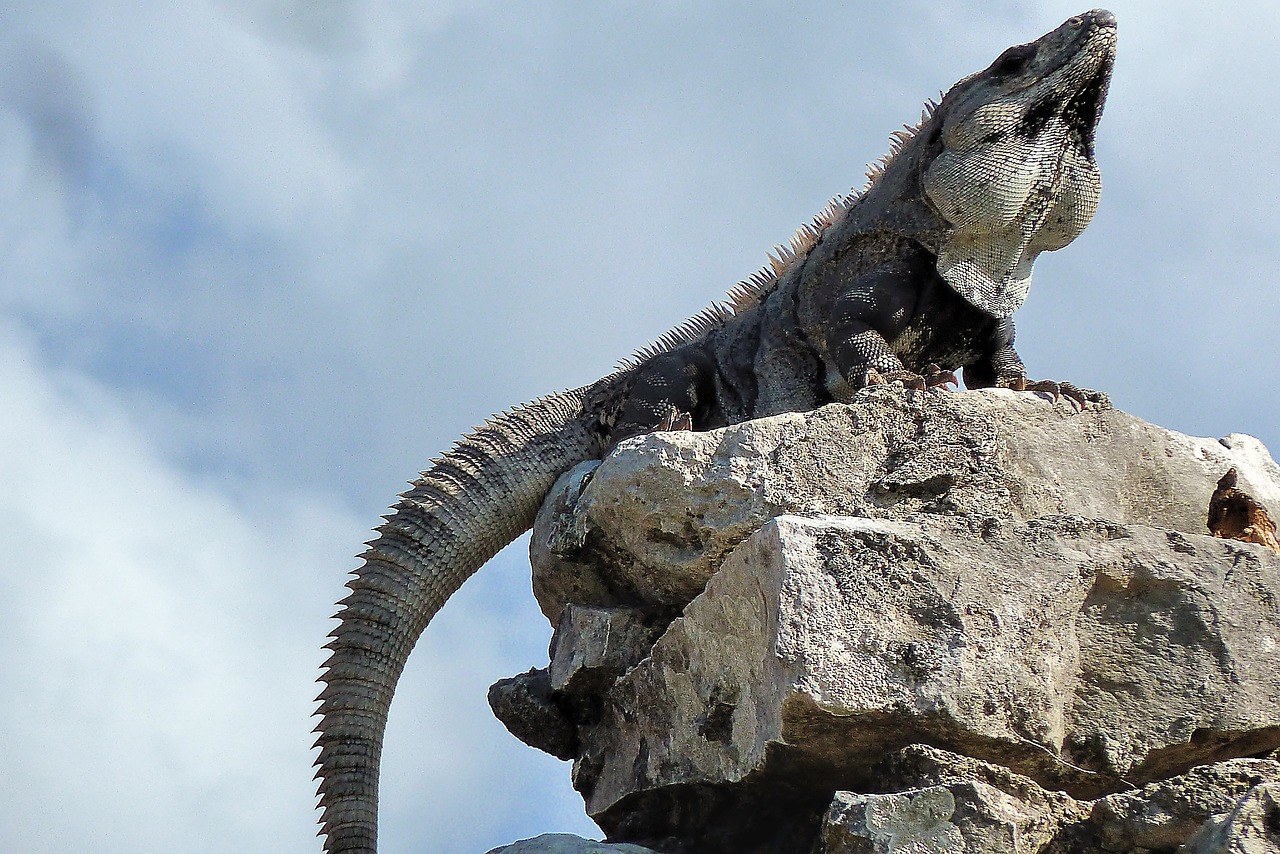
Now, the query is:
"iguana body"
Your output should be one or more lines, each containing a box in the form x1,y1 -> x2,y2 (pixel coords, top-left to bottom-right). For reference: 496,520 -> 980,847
315,11 -> 1117,852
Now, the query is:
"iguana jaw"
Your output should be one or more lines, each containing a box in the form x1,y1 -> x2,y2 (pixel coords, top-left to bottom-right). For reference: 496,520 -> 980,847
922,10 -> 1117,318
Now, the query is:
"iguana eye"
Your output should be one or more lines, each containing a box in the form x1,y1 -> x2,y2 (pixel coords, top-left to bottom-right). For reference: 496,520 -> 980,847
990,43 -> 1037,77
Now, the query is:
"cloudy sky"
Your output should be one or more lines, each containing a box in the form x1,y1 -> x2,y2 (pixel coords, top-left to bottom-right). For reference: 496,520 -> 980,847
1,2 -> 1277,853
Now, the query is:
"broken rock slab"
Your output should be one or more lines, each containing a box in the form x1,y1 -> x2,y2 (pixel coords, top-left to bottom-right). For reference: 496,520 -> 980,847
818,783 -> 1053,854
572,514 -> 1280,847
485,834 -> 661,854
531,388 -> 1280,623
1182,782 -> 1280,853
1091,758 -> 1280,851
816,746 -> 1280,854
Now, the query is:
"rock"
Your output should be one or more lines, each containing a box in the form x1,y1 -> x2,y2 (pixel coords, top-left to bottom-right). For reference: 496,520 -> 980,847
549,605 -> 665,697
1182,783 -> 1280,853
484,833 -> 662,853
818,783 -> 1056,854
1092,759 -> 1280,851
573,514 -> 1280,837
492,390 -> 1280,853
883,744 -> 1085,825
530,389 -> 1280,623
487,668 -> 578,761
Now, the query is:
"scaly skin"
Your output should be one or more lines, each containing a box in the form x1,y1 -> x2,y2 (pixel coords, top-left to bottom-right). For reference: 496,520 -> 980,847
315,11 -> 1117,852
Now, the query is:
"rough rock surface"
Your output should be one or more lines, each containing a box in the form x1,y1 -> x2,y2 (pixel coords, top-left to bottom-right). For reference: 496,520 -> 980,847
530,388 -> 1279,622
1181,782 -> 1280,853
487,388 -> 1280,854
485,834 -> 661,854
818,747 -> 1280,853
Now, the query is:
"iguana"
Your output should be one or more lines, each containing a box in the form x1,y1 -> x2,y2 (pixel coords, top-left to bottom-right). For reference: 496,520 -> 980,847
314,10 -> 1117,852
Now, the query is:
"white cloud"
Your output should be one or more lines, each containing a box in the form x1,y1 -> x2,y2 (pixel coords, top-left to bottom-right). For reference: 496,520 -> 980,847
0,325 -> 341,852
0,324 -> 595,853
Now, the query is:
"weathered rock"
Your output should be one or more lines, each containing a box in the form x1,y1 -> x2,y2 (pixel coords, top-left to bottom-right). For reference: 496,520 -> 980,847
883,744 -> 1085,826
1182,783 -> 1280,853
573,514 -> 1280,844
530,388 -> 1280,622
496,391 -> 1280,853
488,668 -> 578,761
549,605 -> 665,697
484,834 -> 662,854
1091,759 -> 1280,851
818,782 -> 1057,854
815,752 -> 1280,853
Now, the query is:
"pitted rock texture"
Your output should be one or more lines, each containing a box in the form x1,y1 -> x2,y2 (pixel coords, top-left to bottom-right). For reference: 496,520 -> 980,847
816,749 -> 1280,854
494,391 -> 1280,854
572,514 -> 1280,836
1182,782 -> 1280,853
485,834 -> 662,854
531,388 -> 1280,622
549,605 -> 666,697
819,784 -> 1045,854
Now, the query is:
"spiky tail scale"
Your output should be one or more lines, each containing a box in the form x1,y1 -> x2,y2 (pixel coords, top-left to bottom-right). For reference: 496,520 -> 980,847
313,386 -> 599,854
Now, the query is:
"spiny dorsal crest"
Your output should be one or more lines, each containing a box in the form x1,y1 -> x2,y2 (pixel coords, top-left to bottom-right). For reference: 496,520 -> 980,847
617,95 -> 941,372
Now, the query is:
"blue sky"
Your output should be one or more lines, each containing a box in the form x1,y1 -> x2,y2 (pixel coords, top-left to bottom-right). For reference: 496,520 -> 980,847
1,3 -> 1277,853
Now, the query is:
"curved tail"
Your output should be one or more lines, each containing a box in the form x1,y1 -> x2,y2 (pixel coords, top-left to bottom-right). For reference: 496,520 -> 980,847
313,386 -> 599,853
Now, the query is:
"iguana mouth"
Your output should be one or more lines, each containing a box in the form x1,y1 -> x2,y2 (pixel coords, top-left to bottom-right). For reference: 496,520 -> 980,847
1064,11 -> 1117,154
1065,54 -> 1114,156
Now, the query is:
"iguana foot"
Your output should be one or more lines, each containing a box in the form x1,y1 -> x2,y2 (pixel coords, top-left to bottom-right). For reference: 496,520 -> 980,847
862,364 -> 958,391
998,377 -> 1110,409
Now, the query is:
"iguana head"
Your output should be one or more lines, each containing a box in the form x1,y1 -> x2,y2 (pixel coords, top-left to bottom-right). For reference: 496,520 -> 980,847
922,10 -> 1116,317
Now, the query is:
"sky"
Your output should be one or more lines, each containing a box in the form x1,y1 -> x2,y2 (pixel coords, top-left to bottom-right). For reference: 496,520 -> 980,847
1,2 -> 1277,853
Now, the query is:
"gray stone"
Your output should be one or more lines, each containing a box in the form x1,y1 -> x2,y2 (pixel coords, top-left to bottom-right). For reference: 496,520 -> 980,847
549,605 -> 665,697
819,782 -> 1062,854
819,788 -> 965,853
885,744 -> 1085,824
530,388 -> 1280,622
487,668 -> 578,761
1092,759 -> 1280,851
1182,783 -> 1280,854
484,834 -> 662,854
574,514 -> 1280,832
499,392 -> 1280,853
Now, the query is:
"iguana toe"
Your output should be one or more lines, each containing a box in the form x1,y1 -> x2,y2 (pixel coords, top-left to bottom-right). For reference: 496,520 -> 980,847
999,377 -> 1110,410
922,363 -> 959,389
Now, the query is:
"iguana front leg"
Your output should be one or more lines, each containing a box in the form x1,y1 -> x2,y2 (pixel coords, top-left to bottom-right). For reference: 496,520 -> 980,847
827,260 -> 958,392
964,318 -> 1109,408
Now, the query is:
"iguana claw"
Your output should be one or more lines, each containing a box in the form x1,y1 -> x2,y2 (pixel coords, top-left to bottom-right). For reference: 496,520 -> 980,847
862,364 -> 958,391
922,363 -> 959,389
657,406 -> 695,432
999,376 -> 1110,409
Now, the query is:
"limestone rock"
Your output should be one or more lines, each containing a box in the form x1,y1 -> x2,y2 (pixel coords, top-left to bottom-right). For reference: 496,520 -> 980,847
485,834 -> 662,854
883,743 -> 1086,830
818,783 -> 1055,854
1182,782 -> 1280,853
574,514 -> 1280,829
1092,759 -> 1280,851
531,388 -> 1280,622
494,390 -> 1280,853
817,748 -> 1280,854
487,668 -> 578,761
549,605 -> 665,697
